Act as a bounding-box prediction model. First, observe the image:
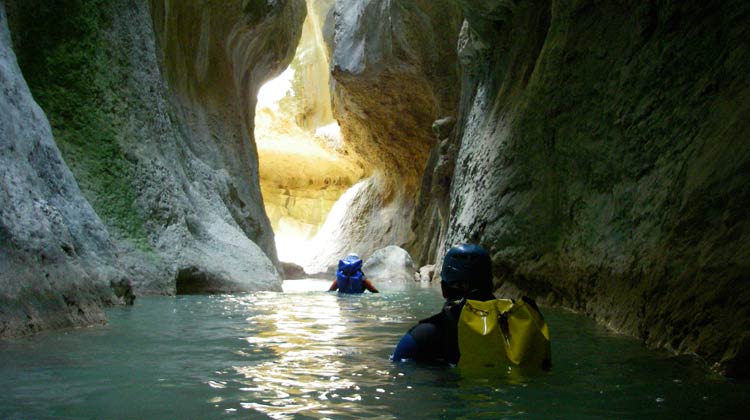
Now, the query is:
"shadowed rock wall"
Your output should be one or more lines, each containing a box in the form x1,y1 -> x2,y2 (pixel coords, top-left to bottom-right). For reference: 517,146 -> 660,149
444,0 -> 750,377
149,1 -> 305,267
1,2 -> 131,336
4,0 -> 306,309
147,0 -> 307,290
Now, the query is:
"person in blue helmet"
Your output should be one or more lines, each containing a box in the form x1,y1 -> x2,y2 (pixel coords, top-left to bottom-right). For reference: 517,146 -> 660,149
328,253 -> 379,293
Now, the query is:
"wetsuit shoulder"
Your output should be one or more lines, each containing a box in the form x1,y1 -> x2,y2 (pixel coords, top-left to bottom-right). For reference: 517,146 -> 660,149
393,320 -> 441,361
393,301 -> 465,364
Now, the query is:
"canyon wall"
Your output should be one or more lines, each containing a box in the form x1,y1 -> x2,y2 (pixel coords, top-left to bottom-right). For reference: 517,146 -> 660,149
3,0 -> 747,378
254,0 -> 366,266
1,2 -> 132,336
2,0 -> 306,328
305,0 -> 463,270
444,0 -> 750,377
146,0 -> 307,290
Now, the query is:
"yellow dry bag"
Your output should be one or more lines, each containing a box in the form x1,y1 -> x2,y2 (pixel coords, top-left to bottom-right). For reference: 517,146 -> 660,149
457,298 -> 551,369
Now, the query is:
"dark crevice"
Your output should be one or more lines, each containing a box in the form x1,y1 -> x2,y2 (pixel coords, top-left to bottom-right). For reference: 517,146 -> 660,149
175,266 -> 222,295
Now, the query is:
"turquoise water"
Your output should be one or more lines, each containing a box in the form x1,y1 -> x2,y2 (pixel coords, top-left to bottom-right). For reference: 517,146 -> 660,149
1,279 -> 747,419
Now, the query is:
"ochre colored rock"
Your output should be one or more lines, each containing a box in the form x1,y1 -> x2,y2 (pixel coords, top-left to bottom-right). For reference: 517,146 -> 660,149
308,0 -> 463,269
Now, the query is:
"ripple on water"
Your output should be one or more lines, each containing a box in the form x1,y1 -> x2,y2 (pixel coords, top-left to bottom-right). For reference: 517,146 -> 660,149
0,280 -> 748,419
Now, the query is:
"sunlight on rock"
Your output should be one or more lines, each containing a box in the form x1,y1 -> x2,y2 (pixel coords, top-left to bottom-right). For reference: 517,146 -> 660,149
314,122 -> 344,150
255,0 -> 363,268
256,67 -> 295,109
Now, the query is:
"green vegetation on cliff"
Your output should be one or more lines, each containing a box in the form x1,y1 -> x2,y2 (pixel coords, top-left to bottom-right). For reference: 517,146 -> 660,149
8,0 -> 151,251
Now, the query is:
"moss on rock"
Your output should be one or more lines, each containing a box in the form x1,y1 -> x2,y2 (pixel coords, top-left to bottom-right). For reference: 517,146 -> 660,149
445,0 -> 750,377
8,0 -> 150,251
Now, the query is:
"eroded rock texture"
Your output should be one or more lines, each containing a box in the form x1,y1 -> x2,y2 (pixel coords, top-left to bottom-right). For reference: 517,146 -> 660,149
148,0 -> 308,291
444,0 -> 750,377
1,3 -> 128,336
4,0 -> 306,300
309,0 -> 462,270
3,0 -> 747,379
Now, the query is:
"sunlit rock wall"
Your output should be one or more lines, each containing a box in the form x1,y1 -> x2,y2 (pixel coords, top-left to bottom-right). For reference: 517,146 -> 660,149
6,0 -> 306,295
255,0 -> 365,263
446,0 -> 750,377
293,0 -> 336,131
303,174 -> 410,273
0,3 -> 130,336
259,130 -> 363,262
319,0 -> 462,269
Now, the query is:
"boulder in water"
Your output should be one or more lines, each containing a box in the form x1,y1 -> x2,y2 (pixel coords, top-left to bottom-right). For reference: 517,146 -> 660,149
363,246 -> 416,283
417,265 -> 436,283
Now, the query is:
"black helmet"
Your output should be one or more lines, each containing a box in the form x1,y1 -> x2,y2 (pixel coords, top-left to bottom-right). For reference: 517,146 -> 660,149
440,244 -> 493,299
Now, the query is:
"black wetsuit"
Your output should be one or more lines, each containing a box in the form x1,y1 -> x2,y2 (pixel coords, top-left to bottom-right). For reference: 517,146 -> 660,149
393,290 -> 496,364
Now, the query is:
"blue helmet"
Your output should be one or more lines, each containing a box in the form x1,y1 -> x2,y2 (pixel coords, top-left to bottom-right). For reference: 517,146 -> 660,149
440,244 -> 493,299
338,253 -> 363,276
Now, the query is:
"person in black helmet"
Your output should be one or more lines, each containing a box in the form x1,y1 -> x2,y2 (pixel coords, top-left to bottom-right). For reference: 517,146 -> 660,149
391,243 -> 495,364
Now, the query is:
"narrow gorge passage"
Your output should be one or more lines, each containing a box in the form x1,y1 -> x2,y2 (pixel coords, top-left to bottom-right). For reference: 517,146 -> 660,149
252,0 -> 453,276
1,0 -> 749,398
254,1 -> 364,272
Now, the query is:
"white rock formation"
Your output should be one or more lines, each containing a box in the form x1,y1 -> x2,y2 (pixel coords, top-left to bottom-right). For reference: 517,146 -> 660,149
417,264 -> 436,283
362,245 -> 417,284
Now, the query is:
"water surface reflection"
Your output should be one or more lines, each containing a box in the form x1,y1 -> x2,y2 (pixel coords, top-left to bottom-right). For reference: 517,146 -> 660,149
0,279 -> 747,419
217,280 -> 408,418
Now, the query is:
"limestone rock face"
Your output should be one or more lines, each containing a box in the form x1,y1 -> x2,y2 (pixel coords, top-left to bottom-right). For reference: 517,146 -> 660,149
363,246 -> 417,284
444,0 -> 750,377
315,0 -> 462,268
252,0 -> 365,264
6,0 -> 307,296
0,4 -> 125,336
332,0 -> 462,186
149,0 -> 308,291
288,0 -> 337,131
416,264 -> 436,283
409,115 -> 458,267
301,175 -> 415,273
